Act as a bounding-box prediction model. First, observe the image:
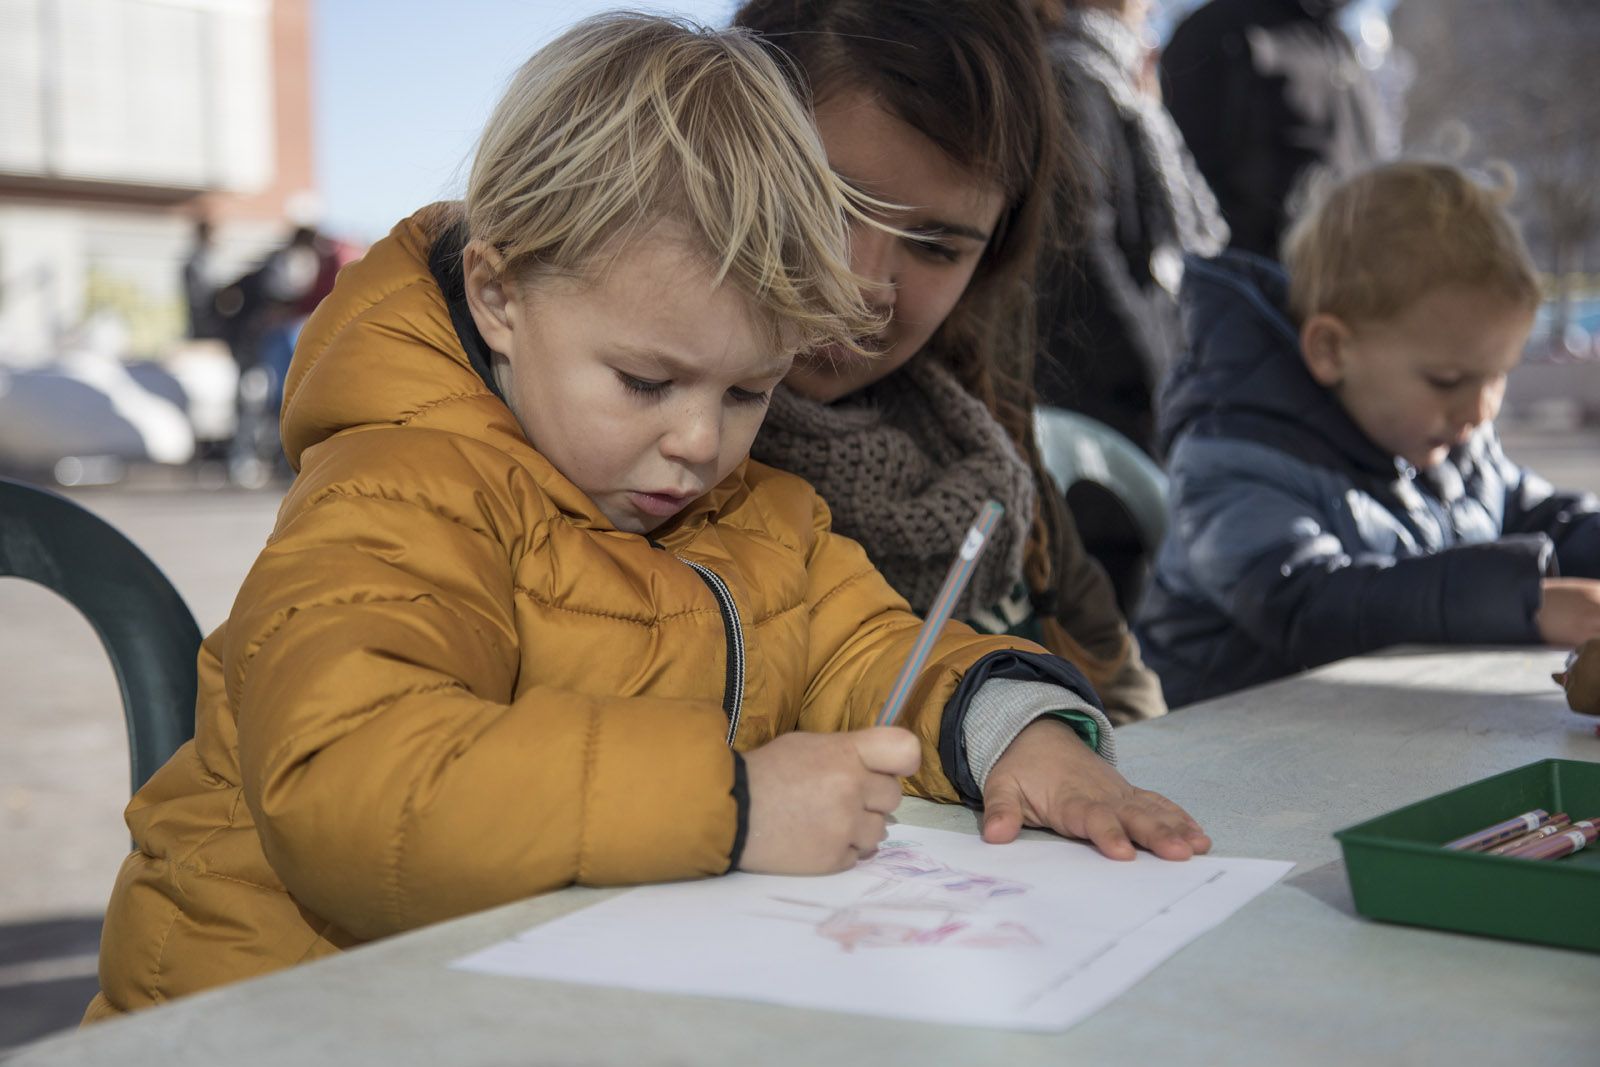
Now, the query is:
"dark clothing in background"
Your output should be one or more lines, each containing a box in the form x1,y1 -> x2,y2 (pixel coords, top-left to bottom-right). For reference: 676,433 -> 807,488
1033,41 -> 1169,607
1033,66 -> 1176,458
1034,12 -> 1227,616
1036,14 -> 1226,459
1160,0 -> 1380,259
183,244 -> 224,341
1135,252 -> 1600,707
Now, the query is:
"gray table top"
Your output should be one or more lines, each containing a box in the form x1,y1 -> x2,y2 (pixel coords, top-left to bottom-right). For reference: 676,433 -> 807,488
11,647 -> 1599,1067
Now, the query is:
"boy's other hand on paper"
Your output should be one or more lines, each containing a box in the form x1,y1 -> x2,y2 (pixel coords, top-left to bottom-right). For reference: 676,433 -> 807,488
1536,578 -> 1600,649
981,718 -> 1212,861
739,726 -> 920,876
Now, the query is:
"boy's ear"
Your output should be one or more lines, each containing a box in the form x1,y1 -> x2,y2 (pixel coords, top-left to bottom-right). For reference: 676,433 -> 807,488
462,240 -> 515,355
1300,312 -> 1350,387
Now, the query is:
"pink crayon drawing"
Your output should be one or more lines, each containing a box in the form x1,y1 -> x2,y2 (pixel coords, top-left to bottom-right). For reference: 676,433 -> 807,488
757,840 -> 1041,953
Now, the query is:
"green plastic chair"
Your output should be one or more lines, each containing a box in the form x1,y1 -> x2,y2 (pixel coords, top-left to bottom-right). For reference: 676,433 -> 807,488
1033,406 -> 1170,555
0,477 -> 200,795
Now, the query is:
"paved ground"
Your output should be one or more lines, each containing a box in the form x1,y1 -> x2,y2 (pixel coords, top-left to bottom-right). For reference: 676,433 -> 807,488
1,479 -> 283,1048
2,420 -> 1597,1049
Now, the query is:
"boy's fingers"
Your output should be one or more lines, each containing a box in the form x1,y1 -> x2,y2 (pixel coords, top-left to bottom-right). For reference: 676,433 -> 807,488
981,779 -> 1025,844
850,726 -> 921,777
862,772 -> 904,815
1169,806 -> 1214,853
1113,798 -> 1210,860
851,812 -> 888,856
1143,795 -> 1212,847
1078,804 -> 1137,861
1129,814 -> 1196,861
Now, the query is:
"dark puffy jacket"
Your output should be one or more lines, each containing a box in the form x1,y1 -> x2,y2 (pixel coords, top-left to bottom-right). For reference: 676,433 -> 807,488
1135,252 -> 1600,706
1160,0 -> 1379,259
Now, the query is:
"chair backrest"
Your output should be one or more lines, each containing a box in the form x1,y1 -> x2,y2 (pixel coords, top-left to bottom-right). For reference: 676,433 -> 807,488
1033,406 -> 1170,554
0,477 -> 200,795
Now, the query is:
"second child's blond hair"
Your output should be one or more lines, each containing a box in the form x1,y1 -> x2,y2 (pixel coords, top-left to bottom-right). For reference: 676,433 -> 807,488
1283,161 -> 1540,326
465,13 -> 882,355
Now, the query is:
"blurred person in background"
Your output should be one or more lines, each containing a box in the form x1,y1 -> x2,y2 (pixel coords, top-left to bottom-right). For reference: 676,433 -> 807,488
182,218 -> 226,341
1031,0 -> 1230,614
1160,0 -> 1380,260
216,224 -> 349,484
1033,0 -> 1228,458
254,225 -> 339,413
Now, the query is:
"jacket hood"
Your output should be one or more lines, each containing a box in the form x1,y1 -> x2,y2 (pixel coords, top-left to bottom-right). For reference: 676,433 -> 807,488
280,203 -> 524,467
1160,250 -> 1397,476
278,203 -> 747,535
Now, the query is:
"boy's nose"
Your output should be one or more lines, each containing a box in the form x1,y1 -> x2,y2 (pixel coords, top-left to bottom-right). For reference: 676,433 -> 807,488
1459,386 -> 1499,435
661,403 -> 721,468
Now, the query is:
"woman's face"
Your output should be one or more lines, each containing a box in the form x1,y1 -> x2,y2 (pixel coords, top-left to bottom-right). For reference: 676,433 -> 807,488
784,88 -> 1006,403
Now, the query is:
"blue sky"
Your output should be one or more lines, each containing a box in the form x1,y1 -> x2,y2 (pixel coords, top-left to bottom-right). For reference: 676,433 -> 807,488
311,1 -> 735,242
310,0 -> 1394,243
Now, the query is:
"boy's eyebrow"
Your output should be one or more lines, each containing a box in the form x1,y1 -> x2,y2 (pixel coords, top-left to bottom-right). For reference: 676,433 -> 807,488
612,344 -> 790,380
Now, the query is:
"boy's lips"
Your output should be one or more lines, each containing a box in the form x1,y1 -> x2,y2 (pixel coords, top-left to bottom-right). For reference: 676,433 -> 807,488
628,489 -> 694,518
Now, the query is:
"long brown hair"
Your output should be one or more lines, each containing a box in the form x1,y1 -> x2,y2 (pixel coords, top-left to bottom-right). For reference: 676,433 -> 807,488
733,0 -> 1082,601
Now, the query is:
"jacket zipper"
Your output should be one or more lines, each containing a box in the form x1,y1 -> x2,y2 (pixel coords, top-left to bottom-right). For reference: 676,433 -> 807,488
679,558 -> 746,747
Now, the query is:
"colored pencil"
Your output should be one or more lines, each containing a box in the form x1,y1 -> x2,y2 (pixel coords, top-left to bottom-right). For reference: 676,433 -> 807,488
1443,809 -> 1548,851
875,500 -> 1004,728
1504,821 -> 1599,861
1486,815 -> 1570,855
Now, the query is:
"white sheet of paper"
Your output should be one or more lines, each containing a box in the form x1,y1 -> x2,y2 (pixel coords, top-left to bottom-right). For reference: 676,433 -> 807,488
452,826 -> 1293,1032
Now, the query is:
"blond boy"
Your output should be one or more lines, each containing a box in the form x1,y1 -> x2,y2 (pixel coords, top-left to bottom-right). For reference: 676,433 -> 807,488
1139,161 -> 1600,707
89,15 -> 1208,1018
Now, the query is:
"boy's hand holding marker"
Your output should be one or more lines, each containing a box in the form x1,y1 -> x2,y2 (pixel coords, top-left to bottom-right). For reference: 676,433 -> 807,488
747,499 -> 1211,874
741,727 -> 920,875
742,711 -> 1214,873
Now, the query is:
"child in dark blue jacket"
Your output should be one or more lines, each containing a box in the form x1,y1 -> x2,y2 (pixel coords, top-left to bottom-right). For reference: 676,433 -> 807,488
1138,161 -> 1600,707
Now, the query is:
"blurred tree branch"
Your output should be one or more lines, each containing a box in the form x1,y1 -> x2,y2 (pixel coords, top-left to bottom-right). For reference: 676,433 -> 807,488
1393,0 -> 1600,345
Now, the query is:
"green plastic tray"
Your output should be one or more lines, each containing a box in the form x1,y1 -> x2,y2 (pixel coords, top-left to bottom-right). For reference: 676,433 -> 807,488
1333,759 -> 1600,952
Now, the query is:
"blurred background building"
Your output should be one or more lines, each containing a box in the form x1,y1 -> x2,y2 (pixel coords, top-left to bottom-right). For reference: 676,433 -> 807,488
0,0 -> 316,367
0,0 -> 324,485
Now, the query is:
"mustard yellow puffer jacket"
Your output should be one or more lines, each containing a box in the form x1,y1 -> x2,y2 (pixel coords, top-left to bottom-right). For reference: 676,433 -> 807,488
87,206 -> 1054,1020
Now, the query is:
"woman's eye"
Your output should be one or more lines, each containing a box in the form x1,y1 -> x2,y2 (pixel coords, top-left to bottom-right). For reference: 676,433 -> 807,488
727,387 -> 771,406
907,237 -> 960,263
1426,376 -> 1463,390
618,372 -> 670,397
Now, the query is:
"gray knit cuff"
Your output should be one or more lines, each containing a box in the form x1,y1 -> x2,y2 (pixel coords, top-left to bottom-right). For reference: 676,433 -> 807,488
962,679 -> 1117,792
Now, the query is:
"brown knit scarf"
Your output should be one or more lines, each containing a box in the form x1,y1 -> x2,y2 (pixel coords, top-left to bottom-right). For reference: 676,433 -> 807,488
751,358 -> 1036,618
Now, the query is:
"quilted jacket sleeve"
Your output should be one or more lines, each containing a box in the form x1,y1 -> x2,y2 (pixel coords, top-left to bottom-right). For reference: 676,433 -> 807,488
1489,434 -> 1600,578
228,432 -> 741,941
793,495 -> 1096,805
1171,436 -> 1551,672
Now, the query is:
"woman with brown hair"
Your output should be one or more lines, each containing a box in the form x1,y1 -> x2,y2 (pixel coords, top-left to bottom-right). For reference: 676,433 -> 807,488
736,1 -> 1167,746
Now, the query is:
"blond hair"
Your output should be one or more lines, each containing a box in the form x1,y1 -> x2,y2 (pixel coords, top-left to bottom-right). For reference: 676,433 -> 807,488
1283,160 -> 1540,326
465,12 -> 882,354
